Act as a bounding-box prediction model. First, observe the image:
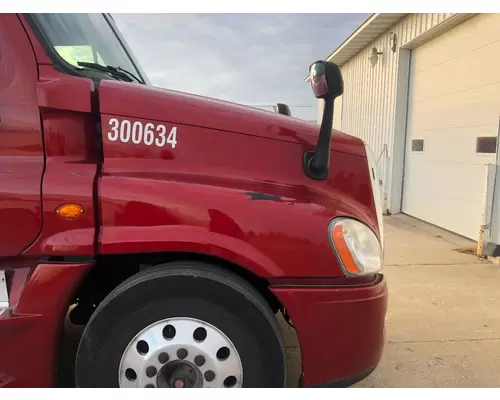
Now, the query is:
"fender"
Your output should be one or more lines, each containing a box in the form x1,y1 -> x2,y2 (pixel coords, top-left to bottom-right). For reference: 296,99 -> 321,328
99,225 -> 283,278
0,261 -> 94,388
96,161 -> 373,279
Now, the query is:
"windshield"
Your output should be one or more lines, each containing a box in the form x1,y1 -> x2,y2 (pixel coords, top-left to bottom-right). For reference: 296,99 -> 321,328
31,13 -> 148,83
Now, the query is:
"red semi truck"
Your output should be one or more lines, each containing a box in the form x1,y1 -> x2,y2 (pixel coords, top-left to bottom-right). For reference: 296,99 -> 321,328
0,13 -> 387,388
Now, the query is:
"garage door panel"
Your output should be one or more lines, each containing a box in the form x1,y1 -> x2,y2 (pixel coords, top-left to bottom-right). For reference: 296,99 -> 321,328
404,160 -> 487,203
406,127 -> 497,164
403,160 -> 487,238
411,41 -> 500,103
412,14 -> 500,74
408,90 -> 500,134
410,79 -> 500,112
403,13 -> 500,240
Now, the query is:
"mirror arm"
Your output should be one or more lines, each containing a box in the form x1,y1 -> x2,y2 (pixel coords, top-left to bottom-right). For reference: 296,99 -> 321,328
302,95 -> 334,180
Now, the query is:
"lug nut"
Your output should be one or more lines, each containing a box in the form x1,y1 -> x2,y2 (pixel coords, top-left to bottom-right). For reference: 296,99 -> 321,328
204,370 -> 215,382
146,366 -> 157,378
177,348 -> 188,360
194,355 -> 205,366
158,352 -> 169,364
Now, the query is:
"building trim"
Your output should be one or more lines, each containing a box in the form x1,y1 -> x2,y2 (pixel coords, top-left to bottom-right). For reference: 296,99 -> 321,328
400,13 -> 476,50
390,48 -> 412,214
304,13 -> 407,82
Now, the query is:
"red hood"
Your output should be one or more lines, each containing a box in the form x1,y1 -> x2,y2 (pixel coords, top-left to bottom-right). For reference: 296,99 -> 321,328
98,81 -> 366,157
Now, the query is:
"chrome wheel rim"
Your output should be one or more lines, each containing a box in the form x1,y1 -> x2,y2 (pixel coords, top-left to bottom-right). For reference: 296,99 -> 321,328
118,317 -> 243,388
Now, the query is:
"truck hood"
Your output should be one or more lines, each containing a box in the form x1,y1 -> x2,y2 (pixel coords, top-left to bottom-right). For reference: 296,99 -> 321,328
98,81 -> 366,157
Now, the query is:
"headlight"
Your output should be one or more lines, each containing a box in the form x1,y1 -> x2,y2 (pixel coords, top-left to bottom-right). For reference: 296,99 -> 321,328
329,217 -> 382,276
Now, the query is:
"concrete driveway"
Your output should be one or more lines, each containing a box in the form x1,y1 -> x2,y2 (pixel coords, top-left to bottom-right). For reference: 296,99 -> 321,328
283,214 -> 500,387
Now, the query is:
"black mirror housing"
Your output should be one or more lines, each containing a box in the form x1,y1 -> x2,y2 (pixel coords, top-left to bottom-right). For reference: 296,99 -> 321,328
309,60 -> 344,100
303,61 -> 344,181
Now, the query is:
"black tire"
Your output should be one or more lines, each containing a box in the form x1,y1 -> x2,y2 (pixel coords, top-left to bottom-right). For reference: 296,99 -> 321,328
75,261 -> 287,388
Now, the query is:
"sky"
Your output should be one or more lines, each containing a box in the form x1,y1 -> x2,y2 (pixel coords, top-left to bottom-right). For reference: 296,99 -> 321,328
112,13 -> 370,121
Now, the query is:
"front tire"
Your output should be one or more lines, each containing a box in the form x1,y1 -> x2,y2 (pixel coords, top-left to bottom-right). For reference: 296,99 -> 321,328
75,262 -> 286,388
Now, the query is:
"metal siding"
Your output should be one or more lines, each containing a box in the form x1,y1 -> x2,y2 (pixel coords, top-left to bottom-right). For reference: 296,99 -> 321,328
327,13 -> 459,213
333,95 -> 342,129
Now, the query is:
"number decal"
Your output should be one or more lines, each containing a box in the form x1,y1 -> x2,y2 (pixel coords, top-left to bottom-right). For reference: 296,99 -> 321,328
144,123 -> 154,146
107,118 -> 179,149
167,127 -> 177,148
120,119 -> 131,143
155,124 -> 166,147
108,118 -> 119,141
131,121 -> 143,144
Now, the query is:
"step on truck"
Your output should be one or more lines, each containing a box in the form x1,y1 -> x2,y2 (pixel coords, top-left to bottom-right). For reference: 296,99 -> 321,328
0,13 -> 388,388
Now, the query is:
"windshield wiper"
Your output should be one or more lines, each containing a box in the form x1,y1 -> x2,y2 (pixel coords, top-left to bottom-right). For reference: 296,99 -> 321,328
77,62 -> 145,84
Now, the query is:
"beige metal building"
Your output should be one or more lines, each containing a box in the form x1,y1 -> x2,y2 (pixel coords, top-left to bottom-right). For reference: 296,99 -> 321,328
308,13 -> 500,256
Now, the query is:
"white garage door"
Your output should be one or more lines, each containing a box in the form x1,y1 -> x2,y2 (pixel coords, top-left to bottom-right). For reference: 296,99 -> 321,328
402,13 -> 500,240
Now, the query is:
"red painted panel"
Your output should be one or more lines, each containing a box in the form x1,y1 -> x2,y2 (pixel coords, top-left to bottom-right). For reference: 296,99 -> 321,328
271,276 -> 388,386
36,65 -> 94,114
17,14 -> 53,66
0,261 -> 93,388
98,80 -> 366,157
0,14 -> 44,256
24,93 -> 97,257
98,111 -> 377,278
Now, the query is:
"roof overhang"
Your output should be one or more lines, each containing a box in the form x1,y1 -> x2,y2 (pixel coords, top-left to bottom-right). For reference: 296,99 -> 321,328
305,13 -> 408,82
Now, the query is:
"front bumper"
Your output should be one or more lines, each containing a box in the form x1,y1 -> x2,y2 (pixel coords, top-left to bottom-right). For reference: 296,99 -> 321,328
271,274 -> 387,387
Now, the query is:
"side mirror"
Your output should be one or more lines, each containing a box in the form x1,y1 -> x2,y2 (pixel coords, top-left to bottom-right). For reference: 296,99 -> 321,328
273,103 -> 292,116
303,60 -> 344,180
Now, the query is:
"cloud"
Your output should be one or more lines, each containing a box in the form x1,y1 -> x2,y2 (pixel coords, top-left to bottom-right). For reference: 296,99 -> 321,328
113,13 -> 370,121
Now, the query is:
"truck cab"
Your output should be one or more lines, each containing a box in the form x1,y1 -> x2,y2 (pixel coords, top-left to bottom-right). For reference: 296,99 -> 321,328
0,13 -> 387,388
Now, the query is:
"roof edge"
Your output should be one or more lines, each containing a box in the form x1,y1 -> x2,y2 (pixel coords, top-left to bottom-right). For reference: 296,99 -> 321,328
304,13 -> 408,82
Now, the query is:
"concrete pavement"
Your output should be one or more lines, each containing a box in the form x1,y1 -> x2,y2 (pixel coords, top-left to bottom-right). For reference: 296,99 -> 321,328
283,214 -> 500,387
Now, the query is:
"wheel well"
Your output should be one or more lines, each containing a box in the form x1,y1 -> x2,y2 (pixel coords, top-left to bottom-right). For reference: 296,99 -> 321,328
56,252 -> 287,387
68,252 -> 283,324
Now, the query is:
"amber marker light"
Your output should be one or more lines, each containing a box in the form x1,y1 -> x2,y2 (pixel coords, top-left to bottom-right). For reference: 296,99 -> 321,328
332,224 -> 362,274
56,203 -> 84,219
